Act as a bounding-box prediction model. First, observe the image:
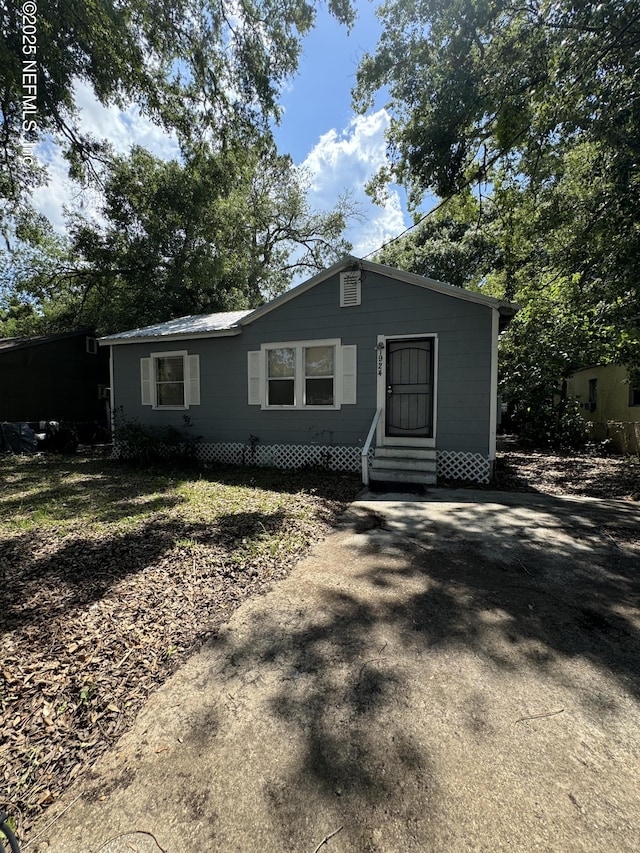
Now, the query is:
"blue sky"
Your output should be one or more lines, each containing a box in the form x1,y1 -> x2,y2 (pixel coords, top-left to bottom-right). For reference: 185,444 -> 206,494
275,2 -> 383,161
33,1 -> 411,259
273,1 -> 412,256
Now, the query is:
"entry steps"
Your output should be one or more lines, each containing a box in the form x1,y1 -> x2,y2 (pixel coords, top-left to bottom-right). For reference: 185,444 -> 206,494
368,446 -> 437,485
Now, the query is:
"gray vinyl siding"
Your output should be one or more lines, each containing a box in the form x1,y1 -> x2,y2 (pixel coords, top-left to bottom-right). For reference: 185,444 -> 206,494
110,269 -> 494,455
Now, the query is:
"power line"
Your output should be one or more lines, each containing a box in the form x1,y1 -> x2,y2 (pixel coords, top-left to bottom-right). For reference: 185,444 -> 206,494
361,193 -> 460,260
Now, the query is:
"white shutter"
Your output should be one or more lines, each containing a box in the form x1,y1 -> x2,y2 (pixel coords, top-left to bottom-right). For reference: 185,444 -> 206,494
187,354 -> 200,406
341,345 -> 357,404
140,358 -> 152,406
247,351 -> 261,405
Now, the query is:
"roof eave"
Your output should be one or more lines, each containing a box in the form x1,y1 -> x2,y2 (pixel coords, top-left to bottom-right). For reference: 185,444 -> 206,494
0,328 -> 96,351
497,304 -> 519,333
99,327 -> 243,346
239,255 -> 519,326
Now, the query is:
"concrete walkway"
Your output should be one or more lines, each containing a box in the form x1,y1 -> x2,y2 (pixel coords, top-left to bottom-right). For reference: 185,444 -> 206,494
29,489 -> 640,852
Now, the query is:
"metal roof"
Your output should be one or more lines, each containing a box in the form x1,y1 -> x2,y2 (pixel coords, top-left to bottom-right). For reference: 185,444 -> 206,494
100,310 -> 253,345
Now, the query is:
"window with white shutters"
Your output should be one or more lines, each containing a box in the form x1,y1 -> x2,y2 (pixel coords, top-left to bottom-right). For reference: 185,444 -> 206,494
247,340 -> 356,409
140,351 -> 200,409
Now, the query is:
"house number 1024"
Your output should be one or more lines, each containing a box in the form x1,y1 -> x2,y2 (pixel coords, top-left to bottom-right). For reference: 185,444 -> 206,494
377,351 -> 384,377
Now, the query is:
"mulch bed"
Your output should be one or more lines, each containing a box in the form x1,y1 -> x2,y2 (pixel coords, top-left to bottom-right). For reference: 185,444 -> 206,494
495,447 -> 640,501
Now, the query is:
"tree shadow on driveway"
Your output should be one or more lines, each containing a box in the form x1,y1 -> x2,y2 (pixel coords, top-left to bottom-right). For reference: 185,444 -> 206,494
193,490 -> 640,850
377,491 -> 640,694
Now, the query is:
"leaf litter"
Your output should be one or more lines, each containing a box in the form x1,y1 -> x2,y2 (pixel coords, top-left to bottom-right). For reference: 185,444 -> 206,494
2,449 -> 637,840
0,457 -> 359,840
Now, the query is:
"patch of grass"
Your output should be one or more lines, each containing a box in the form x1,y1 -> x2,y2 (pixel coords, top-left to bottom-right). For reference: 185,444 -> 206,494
0,456 -> 186,534
0,454 -> 360,841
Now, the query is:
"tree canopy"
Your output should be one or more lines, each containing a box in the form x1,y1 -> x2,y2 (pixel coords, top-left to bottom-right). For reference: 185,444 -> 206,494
2,0 -> 354,181
355,0 -> 640,444
1,0 -> 359,335
1,143 -> 357,335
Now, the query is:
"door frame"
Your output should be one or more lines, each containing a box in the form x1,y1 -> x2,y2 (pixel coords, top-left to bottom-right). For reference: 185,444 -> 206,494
376,333 -> 438,448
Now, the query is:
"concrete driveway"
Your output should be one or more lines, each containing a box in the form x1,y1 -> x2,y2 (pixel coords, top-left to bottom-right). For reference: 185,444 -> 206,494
30,489 -> 640,852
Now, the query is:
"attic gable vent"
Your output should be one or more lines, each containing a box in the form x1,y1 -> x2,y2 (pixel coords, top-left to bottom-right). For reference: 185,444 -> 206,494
340,270 -> 361,307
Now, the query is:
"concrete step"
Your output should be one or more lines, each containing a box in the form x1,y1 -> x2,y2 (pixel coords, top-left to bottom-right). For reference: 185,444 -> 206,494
368,467 -> 437,485
371,457 -> 437,473
375,447 -> 436,461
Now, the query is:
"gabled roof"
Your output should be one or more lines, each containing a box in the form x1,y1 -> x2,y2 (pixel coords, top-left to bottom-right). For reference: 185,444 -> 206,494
100,310 -> 253,345
100,256 -> 518,345
240,256 -> 518,329
0,329 -> 95,352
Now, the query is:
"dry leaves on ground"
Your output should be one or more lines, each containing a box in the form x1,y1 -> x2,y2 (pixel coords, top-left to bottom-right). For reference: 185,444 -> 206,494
0,457 -> 359,841
495,447 -> 640,501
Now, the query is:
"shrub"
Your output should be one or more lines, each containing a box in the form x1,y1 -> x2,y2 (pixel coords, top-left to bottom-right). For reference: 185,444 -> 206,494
112,410 -> 201,464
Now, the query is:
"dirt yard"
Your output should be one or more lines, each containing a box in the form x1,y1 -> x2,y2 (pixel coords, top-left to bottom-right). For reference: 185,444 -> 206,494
1,448 -> 638,846
27,484 -> 640,852
0,457 -> 359,840
495,445 -> 639,501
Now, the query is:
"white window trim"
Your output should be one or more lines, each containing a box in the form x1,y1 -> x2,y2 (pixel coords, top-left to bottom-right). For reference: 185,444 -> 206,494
260,339 -> 343,411
147,350 -> 193,410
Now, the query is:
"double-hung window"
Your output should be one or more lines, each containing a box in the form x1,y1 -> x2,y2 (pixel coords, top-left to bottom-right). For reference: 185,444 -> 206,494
248,339 -> 356,409
155,354 -> 186,407
267,347 -> 296,406
140,351 -> 200,409
304,345 -> 335,406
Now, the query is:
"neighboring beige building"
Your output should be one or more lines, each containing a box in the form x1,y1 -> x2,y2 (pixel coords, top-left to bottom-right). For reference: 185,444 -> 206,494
567,364 -> 640,453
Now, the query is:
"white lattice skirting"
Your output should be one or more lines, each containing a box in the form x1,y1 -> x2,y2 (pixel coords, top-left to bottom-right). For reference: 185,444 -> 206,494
195,442 -> 363,472
437,451 -> 492,484
115,441 -> 492,483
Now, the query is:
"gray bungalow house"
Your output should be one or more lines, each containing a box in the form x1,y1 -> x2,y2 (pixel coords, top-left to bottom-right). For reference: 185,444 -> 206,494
101,257 -> 517,484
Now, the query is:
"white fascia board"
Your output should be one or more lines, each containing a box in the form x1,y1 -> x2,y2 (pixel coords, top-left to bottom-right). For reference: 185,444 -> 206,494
99,327 -> 243,346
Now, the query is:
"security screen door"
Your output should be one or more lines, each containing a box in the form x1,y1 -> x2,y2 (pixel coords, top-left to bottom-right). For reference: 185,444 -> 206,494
385,338 -> 434,438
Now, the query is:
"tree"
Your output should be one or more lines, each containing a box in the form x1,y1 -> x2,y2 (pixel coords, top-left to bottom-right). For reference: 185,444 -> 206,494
1,0 -> 359,336
355,0 -> 640,444
376,194 -> 499,289
220,146 -> 360,301
1,0 -> 356,257
1,143 -> 357,335
0,210 -> 71,334
1,0 -> 355,191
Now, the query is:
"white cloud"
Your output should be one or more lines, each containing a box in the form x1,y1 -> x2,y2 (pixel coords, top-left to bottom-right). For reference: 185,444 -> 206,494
30,146 -> 78,233
32,91 -> 407,262
74,81 -> 179,160
351,191 -> 406,257
30,81 -> 180,233
301,109 -> 408,258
